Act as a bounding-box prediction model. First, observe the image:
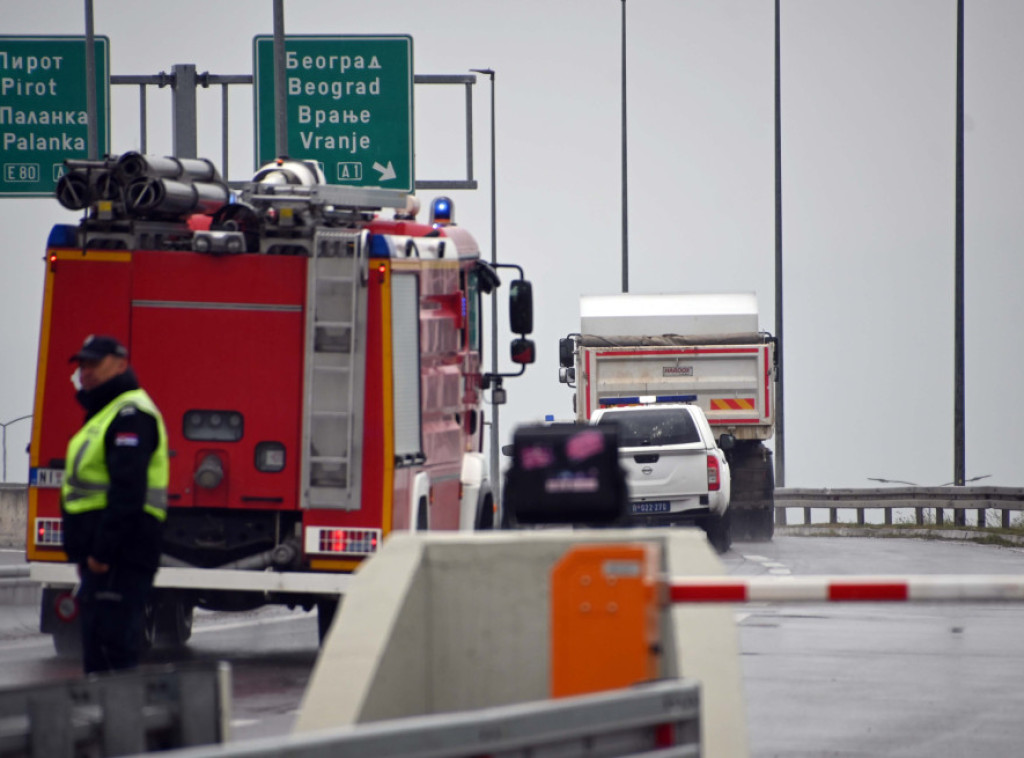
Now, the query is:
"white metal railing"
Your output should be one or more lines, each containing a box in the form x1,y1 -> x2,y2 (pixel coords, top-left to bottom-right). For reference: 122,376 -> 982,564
0,661 -> 228,756
775,486 -> 1024,529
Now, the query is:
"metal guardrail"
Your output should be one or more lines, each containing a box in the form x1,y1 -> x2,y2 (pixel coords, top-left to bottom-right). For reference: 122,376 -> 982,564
775,486 -> 1024,528
152,679 -> 700,758
0,661 -> 229,758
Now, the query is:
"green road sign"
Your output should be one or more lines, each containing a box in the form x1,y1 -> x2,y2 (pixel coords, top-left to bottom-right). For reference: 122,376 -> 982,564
254,35 -> 413,192
0,36 -> 109,198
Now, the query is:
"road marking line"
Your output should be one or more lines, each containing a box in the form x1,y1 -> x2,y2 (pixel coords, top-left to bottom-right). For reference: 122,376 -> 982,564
0,639 -> 53,652
192,613 -> 313,635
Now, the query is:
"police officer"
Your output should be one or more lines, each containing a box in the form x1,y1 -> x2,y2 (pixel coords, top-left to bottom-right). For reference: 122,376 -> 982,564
61,335 -> 169,674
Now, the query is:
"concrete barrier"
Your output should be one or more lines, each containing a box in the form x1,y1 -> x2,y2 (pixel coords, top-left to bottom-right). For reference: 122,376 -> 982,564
0,577 -> 39,606
295,528 -> 748,758
0,484 -> 27,549
0,484 -> 32,606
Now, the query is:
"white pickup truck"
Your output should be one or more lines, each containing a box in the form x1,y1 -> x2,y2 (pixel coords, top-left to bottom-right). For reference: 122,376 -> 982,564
590,403 -> 734,552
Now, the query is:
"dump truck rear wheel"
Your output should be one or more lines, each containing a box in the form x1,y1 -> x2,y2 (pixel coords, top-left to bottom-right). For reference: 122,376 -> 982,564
727,441 -> 775,541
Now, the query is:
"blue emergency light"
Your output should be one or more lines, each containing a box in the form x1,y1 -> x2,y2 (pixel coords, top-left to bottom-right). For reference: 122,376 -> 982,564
430,196 -> 453,226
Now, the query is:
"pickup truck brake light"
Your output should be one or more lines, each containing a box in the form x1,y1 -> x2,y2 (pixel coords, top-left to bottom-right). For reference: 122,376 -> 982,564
707,455 -> 721,491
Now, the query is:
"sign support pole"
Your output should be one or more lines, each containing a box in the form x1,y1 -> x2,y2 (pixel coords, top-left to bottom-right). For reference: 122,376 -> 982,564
273,0 -> 289,158
84,0 -> 98,159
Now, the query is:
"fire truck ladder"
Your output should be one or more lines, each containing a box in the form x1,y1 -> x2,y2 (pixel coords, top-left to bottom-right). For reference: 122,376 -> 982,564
302,229 -> 370,510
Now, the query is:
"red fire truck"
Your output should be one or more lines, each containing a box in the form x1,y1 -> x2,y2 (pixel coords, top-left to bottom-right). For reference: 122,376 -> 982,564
27,153 -> 534,653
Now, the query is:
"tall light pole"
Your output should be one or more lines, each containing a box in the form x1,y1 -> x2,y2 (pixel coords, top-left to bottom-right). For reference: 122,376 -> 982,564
774,0 -> 786,495
1,415 -> 32,483
953,0 -> 966,511
471,68 -> 501,513
621,0 -> 630,292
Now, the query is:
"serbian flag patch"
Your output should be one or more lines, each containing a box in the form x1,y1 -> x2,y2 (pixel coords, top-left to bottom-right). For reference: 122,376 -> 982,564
114,432 -> 140,447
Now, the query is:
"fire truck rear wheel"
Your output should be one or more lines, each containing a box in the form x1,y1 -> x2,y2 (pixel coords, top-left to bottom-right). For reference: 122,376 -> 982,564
317,597 -> 340,643
142,602 -> 158,653
154,598 -> 194,648
52,619 -> 82,659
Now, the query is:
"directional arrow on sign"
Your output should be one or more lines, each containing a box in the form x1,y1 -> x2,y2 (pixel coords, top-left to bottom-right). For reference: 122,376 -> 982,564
373,161 -> 397,182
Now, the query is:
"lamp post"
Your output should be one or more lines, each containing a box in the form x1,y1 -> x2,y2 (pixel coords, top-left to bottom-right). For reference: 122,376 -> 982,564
1,414 -> 32,483
470,67 -> 501,514
773,0 -> 786,496
620,0 -> 629,293
953,0 -> 966,520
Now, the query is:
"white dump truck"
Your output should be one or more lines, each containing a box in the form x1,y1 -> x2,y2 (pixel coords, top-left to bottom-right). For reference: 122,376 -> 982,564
558,292 -> 777,540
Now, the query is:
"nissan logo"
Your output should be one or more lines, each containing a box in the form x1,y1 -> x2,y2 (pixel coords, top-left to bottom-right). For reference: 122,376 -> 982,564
641,465 -> 654,476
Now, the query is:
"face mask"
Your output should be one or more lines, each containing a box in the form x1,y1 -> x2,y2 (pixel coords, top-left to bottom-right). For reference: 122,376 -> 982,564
71,367 -> 82,391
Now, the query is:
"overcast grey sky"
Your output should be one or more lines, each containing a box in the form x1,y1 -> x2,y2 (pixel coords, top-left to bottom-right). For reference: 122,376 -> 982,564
2,0 -> 1022,489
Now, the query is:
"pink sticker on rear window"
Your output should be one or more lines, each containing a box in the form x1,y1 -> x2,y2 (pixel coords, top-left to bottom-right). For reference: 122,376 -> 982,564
519,445 -> 555,470
566,430 -> 605,461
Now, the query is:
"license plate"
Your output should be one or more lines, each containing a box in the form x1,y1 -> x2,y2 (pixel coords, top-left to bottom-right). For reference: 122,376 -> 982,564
631,501 -> 671,514
30,468 -> 65,488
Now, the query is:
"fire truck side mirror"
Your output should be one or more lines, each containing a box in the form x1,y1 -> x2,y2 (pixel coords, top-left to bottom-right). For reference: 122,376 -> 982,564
511,338 -> 536,365
509,280 -> 533,335
558,337 -> 575,368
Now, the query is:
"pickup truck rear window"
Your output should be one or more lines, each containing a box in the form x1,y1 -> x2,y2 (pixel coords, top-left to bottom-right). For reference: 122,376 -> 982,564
596,408 -> 701,447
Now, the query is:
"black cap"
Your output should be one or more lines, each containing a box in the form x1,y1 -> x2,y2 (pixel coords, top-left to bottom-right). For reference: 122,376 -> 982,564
69,334 -> 128,362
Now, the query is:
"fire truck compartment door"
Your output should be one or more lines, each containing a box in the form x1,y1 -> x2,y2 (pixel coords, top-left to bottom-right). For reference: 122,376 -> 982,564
391,272 -> 423,464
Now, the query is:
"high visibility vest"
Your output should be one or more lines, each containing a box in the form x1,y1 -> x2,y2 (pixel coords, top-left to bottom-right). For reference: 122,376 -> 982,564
61,388 -> 169,522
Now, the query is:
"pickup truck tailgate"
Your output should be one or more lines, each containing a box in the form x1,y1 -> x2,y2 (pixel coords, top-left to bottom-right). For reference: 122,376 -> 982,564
620,444 -> 708,501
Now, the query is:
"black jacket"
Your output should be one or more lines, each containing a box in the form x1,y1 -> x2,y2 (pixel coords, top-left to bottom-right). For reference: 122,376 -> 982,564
61,368 -> 164,574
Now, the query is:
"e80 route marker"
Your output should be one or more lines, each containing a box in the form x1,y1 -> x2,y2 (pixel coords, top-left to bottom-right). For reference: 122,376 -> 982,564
668,575 -> 1024,603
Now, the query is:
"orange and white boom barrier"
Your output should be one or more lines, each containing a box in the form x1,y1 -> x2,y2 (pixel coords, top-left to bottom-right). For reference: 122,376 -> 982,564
669,575 -> 1024,603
